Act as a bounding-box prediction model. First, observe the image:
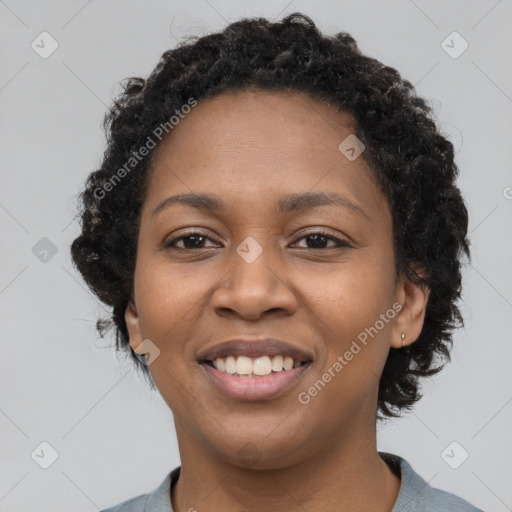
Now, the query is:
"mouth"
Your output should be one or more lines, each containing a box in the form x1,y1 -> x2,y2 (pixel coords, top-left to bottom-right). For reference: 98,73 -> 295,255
197,338 -> 314,401
200,355 -> 311,376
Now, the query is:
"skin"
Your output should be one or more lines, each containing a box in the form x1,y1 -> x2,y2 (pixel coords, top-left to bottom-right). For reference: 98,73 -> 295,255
125,89 -> 429,511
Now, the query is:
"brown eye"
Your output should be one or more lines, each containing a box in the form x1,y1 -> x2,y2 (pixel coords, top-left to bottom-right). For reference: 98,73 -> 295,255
291,231 -> 351,249
164,229 -> 351,251
165,231 -> 219,250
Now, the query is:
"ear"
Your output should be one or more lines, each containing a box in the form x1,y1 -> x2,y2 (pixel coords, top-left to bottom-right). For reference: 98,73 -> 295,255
125,298 -> 143,352
390,269 -> 430,349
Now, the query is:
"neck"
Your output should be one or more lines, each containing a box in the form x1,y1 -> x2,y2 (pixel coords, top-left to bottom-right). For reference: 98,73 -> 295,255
171,417 -> 401,512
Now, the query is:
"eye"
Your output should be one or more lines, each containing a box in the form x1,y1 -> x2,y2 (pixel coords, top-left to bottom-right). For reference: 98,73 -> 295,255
163,229 -> 351,251
291,230 -> 351,250
164,231 -> 219,250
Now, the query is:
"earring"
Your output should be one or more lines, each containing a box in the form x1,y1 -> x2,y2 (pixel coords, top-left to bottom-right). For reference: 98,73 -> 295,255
401,333 -> 406,348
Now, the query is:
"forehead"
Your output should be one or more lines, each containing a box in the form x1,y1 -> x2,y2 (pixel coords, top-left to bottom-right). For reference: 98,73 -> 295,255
156,89 -> 357,154
143,89 -> 387,221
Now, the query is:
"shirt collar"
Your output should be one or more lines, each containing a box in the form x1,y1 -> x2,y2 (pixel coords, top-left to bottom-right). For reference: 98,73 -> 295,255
143,466 -> 179,511
380,451 -> 433,511
143,452 -> 428,511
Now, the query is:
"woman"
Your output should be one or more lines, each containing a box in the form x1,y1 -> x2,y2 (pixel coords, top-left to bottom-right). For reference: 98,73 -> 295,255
71,12 -> 482,512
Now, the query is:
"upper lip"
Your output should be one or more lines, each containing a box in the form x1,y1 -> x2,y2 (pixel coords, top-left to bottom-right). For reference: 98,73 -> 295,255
197,338 -> 314,363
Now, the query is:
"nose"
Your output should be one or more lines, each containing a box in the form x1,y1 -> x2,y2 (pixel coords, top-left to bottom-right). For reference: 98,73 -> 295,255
210,240 -> 298,321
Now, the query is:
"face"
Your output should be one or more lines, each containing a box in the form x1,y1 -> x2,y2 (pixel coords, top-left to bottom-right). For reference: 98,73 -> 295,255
125,89 -> 428,470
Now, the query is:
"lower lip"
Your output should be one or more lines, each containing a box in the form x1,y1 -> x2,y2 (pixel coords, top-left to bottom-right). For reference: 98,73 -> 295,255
200,362 -> 312,401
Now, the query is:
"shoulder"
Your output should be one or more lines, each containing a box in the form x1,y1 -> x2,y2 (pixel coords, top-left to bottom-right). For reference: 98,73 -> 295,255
379,452 -> 483,512
99,468 -> 179,512
422,485 -> 484,511
100,494 -> 150,512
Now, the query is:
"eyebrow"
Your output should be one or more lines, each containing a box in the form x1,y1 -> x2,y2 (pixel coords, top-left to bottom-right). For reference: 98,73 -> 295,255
151,191 -> 370,221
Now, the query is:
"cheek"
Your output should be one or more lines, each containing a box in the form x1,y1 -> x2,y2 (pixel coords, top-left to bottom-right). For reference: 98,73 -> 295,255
134,257 -> 206,340
311,256 -> 394,333
133,259 -> 205,409
295,273 -> 394,423
131,272 -> 197,402
305,252 -> 396,381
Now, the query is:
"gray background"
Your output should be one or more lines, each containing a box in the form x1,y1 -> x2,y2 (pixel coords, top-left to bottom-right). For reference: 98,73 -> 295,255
1,0 -> 511,510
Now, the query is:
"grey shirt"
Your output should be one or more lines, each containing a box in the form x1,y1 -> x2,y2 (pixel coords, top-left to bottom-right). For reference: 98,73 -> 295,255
100,452 -> 483,511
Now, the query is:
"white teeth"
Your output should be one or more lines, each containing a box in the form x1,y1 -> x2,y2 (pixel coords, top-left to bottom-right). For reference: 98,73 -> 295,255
236,356 -> 253,375
209,354 -> 307,376
225,356 -> 237,374
253,356 -> 272,376
271,355 -> 284,372
215,357 -> 225,372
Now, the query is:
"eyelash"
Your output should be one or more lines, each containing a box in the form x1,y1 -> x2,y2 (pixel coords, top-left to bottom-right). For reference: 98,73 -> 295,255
164,229 -> 351,250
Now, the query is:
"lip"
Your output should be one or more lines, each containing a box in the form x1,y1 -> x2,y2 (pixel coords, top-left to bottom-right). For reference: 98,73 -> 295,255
197,338 -> 314,363
201,361 -> 313,401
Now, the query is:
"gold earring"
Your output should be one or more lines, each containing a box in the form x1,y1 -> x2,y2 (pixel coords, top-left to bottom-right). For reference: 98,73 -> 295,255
401,333 -> 405,348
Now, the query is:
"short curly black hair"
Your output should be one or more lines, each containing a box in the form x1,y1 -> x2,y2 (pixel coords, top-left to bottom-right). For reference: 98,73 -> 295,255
70,12 -> 470,419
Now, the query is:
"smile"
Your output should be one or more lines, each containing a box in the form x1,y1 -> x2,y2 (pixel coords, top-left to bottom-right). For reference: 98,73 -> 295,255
206,354 -> 309,376
200,359 -> 313,401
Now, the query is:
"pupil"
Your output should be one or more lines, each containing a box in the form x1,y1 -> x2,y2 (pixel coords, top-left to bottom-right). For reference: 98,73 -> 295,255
182,234 -> 329,249
184,235 -> 204,249
308,234 -> 327,248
